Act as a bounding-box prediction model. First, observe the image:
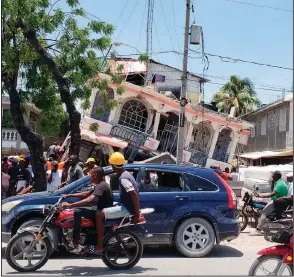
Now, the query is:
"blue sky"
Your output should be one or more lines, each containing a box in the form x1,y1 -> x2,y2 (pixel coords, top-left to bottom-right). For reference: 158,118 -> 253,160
60,0 -> 293,104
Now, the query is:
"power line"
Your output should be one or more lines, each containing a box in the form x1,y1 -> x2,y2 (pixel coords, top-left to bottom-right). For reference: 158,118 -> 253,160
189,49 -> 293,71
185,79 -> 292,94
221,0 -> 293,13
159,0 -> 182,65
153,20 -> 164,62
114,0 -> 140,42
171,0 -> 181,52
114,0 -> 129,30
136,0 -> 148,50
138,68 -> 292,91
115,49 -> 293,71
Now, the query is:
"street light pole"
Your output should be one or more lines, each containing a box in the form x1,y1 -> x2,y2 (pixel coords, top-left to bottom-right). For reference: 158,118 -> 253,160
176,0 -> 191,165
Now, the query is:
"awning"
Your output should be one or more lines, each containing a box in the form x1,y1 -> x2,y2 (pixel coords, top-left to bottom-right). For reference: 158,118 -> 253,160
238,150 -> 293,160
81,128 -> 128,149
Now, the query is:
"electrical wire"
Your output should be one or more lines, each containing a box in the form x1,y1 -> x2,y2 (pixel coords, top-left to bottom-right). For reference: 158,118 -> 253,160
189,48 -> 293,71
153,20 -> 164,63
115,49 -> 293,71
171,0 -> 181,53
136,0 -> 148,50
221,0 -> 293,13
159,0 -> 182,66
114,0 -> 140,42
186,79 -> 292,94
114,0 -> 129,30
191,0 -> 196,24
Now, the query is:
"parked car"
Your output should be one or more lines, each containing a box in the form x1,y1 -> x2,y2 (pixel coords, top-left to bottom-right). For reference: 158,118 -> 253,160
2,164 -> 240,258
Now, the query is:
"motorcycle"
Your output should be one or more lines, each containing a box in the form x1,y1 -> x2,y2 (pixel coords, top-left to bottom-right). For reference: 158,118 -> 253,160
237,188 -> 268,231
5,197 -> 154,272
248,211 -> 293,276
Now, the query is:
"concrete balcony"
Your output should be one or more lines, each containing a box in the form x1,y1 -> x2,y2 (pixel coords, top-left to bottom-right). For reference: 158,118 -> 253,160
2,128 -> 28,150
2,129 -> 18,141
205,158 -> 232,170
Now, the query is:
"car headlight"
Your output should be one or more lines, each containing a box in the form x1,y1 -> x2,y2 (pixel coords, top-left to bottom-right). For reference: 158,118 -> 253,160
2,200 -> 23,212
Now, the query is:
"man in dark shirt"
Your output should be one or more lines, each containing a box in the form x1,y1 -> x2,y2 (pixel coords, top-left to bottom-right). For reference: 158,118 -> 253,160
58,155 -> 84,189
7,157 -> 20,196
61,167 -> 113,253
95,152 -> 142,254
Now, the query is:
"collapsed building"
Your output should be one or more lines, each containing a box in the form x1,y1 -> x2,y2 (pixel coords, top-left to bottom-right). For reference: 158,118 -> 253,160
78,59 -> 253,169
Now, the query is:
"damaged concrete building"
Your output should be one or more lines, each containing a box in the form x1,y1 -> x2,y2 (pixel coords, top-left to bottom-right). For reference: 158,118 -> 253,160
80,59 -> 253,170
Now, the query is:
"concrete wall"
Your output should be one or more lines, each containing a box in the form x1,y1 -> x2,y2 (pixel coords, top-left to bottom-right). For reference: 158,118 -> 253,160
245,101 -> 290,152
147,62 -> 202,97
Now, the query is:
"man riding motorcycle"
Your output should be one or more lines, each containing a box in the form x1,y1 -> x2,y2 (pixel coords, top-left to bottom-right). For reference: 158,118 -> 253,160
95,152 -> 143,255
274,172 -> 293,219
61,166 -> 113,253
250,170 -> 288,236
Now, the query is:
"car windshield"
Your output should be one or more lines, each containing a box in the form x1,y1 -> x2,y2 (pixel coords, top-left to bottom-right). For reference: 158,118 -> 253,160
53,175 -> 90,195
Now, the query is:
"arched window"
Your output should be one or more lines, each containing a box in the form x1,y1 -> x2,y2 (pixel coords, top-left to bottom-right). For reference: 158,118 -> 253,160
189,123 -> 211,153
213,128 -> 232,162
118,100 -> 148,132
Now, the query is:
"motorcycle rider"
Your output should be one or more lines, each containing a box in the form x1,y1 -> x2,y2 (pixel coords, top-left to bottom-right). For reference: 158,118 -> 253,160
61,166 -> 113,253
250,170 -> 288,236
95,152 -> 143,255
274,172 -> 293,219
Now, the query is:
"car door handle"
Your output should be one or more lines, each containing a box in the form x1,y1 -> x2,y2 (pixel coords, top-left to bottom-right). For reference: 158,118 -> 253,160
175,196 -> 189,200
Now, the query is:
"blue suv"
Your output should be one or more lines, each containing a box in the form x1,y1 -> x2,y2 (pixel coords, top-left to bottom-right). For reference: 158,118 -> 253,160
2,164 -> 240,258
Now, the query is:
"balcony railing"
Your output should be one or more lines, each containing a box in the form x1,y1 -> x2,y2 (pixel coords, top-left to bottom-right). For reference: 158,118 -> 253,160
189,149 -> 208,166
110,124 -> 151,160
2,130 -> 17,141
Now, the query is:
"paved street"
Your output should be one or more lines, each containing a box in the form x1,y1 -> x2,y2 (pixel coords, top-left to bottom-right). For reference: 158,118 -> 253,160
2,228 -> 273,276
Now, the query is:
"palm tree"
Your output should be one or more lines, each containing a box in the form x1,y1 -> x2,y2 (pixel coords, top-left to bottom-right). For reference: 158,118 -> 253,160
212,75 -> 261,117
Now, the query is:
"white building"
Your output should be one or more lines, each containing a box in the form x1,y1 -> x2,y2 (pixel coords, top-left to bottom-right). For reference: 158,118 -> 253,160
2,96 -> 40,154
82,74 -> 253,170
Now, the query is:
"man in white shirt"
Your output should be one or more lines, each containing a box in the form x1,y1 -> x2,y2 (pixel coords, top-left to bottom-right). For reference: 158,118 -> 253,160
46,161 -> 62,192
230,167 -> 239,182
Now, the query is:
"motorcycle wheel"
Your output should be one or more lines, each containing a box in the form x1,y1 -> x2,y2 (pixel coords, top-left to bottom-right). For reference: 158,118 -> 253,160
102,229 -> 143,270
249,255 -> 293,276
5,231 -> 52,272
237,209 -> 248,232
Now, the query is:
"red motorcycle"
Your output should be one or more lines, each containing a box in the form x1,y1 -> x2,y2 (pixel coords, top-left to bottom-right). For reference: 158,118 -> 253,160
5,197 -> 154,272
249,218 -> 293,276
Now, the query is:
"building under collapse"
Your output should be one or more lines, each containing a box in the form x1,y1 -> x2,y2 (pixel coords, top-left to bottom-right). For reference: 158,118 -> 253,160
80,62 -> 253,169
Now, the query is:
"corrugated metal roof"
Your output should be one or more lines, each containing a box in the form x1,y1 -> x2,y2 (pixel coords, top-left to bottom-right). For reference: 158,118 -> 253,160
238,150 -> 293,160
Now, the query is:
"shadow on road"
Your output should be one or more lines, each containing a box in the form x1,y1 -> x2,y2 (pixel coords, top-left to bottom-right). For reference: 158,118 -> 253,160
2,244 -> 243,262
5,265 -> 156,276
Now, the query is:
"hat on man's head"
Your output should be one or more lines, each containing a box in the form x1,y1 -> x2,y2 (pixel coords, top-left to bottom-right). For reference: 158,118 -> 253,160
86,158 -> 95,164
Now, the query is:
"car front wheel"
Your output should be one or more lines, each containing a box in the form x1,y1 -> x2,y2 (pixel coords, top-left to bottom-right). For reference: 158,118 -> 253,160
175,217 -> 215,258
18,218 -> 56,255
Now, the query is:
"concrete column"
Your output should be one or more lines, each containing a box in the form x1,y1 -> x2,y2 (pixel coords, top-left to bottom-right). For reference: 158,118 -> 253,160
108,106 -> 120,124
208,129 -> 220,158
147,111 -> 155,131
185,122 -> 194,148
152,111 -> 161,139
227,133 -> 239,164
289,100 -> 293,132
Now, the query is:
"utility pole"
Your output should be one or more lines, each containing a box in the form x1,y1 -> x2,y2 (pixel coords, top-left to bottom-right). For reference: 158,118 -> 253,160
145,0 -> 154,86
176,0 -> 191,165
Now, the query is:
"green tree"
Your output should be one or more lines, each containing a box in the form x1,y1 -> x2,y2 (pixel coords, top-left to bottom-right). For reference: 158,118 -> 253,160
2,0 -> 123,191
212,75 -> 261,117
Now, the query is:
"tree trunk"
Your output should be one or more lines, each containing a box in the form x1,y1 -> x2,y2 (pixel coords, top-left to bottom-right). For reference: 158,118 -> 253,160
20,23 -> 81,156
4,77 -> 46,192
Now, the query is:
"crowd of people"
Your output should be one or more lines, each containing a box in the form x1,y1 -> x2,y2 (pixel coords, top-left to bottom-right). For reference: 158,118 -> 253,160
210,164 -> 238,181
1,141 -> 104,199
